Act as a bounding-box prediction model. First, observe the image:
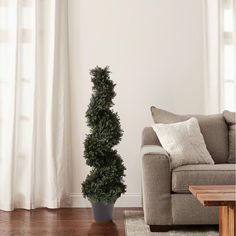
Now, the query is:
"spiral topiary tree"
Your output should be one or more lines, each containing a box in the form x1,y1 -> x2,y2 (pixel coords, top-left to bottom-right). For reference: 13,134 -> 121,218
82,66 -> 126,204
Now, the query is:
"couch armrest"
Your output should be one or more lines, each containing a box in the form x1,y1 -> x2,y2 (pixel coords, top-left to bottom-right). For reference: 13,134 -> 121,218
141,145 -> 169,156
141,145 -> 172,225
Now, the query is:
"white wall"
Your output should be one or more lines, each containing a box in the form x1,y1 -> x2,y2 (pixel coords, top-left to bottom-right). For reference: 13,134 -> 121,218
68,0 -> 205,207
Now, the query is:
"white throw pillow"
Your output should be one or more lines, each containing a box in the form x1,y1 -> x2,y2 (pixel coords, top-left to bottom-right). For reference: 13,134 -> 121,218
152,117 -> 214,169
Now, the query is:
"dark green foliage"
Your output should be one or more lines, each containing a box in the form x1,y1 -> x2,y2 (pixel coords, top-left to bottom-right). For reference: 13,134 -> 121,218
82,66 -> 126,204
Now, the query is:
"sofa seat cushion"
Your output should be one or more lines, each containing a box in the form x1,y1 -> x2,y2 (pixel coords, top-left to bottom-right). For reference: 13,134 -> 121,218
172,164 -> 236,193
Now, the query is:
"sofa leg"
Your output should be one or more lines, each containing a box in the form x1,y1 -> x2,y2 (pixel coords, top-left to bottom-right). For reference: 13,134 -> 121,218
149,225 -> 171,232
150,224 -> 219,232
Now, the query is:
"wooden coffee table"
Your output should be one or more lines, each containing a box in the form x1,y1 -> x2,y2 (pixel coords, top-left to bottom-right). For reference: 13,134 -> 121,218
189,185 -> 236,236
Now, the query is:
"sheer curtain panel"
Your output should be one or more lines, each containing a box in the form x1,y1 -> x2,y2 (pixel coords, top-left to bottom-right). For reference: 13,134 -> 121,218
0,0 -> 72,211
204,0 -> 236,113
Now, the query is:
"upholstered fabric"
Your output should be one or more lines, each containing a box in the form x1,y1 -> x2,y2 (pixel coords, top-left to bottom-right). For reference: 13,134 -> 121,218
223,110 -> 236,163
172,164 -> 236,193
151,107 -> 229,163
141,127 -> 160,147
171,194 -> 218,225
141,151 -> 172,225
152,118 -> 214,169
141,145 -> 169,156
141,116 -> 234,227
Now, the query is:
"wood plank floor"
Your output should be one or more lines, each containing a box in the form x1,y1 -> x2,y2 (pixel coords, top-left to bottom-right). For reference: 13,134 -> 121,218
0,208 -> 140,236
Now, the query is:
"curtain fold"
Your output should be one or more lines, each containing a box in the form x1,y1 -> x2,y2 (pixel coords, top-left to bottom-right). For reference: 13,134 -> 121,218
204,0 -> 221,113
234,0 -> 236,105
204,0 -> 236,113
0,0 -> 71,211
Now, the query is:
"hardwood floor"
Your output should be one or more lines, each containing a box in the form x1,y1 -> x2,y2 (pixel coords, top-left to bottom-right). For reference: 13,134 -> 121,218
0,208 -> 140,236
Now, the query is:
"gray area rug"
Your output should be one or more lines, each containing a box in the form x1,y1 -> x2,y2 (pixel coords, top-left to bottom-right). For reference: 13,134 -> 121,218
124,211 -> 218,236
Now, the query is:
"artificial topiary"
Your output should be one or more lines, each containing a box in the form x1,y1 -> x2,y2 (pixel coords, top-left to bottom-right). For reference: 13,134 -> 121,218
82,66 -> 126,204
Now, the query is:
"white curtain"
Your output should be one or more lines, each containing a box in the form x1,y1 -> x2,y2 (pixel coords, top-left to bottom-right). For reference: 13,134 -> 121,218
204,0 -> 236,113
0,0 -> 71,211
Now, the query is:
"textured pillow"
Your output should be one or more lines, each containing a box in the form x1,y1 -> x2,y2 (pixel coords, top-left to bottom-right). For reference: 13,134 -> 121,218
151,107 -> 229,163
223,110 -> 236,163
152,118 -> 214,169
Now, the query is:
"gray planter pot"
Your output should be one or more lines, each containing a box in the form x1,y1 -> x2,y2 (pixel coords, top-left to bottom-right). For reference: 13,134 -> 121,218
91,202 -> 114,222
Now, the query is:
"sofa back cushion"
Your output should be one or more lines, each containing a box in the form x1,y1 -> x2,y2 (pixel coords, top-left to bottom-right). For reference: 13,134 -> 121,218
151,107 -> 229,163
223,110 -> 236,163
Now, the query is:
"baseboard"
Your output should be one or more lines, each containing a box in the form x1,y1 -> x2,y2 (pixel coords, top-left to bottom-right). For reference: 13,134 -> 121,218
70,193 -> 141,207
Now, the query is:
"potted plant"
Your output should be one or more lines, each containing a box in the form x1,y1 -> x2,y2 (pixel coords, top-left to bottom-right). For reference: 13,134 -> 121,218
82,66 -> 126,222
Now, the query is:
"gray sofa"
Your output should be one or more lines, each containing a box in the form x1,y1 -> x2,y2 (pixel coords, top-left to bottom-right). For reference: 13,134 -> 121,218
141,109 -> 235,232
